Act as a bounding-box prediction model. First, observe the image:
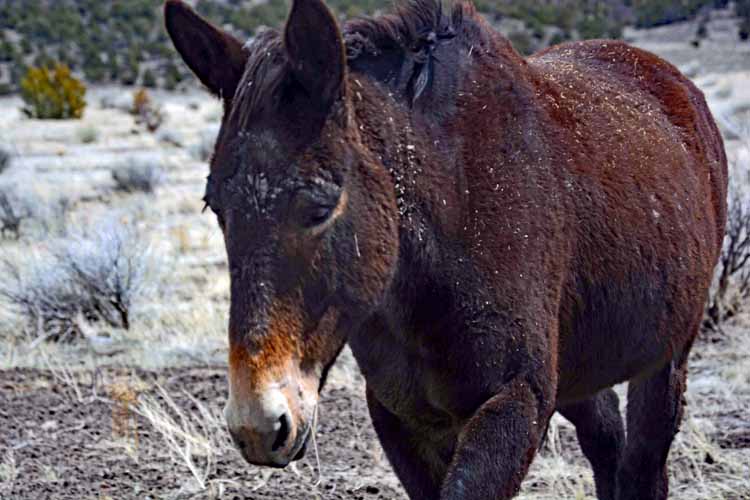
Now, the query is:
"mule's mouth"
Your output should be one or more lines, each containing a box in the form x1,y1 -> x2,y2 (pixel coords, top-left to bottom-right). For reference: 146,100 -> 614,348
289,423 -> 312,462
238,422 -> 312,469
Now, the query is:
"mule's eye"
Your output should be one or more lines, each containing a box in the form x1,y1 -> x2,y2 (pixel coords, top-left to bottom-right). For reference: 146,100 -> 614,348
294,182 -> 342,230
306,205 -> 334,228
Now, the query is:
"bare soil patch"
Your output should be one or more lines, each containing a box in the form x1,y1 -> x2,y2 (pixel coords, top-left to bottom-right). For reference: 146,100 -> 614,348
0,367 -> 405,500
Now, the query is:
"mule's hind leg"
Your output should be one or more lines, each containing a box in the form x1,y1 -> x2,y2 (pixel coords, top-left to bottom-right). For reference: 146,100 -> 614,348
558,388 -> 624,500
616,358 -> 689,500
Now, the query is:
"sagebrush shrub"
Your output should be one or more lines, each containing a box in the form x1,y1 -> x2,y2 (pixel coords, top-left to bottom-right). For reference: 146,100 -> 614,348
0,221 -> 154,341
112,160 -> 164,194
193,125 -> 219,162
0,182 -> 69,240
77,125 -> 99,144
705,135 -> 750,330
0,187 -> 29,239
20,64 -> 86,119
0,147 -> 10,174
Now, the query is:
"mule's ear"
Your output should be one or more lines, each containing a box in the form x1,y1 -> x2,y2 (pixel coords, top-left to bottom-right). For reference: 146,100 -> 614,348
284,0 -> 346,107
164,0 -> 247,100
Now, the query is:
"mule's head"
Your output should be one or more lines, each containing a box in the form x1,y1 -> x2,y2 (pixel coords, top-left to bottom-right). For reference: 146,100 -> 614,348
165,0 -> 399,467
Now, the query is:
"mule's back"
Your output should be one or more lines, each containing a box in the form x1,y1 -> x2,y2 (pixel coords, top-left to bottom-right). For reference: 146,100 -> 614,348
531,40 -> 727,245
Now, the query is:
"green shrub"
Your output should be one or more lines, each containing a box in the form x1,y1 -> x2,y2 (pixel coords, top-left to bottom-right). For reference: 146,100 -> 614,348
633,0 -> 715,28
20,63 -> 86,120
142,68 -> 157,88
508,31 -> 536,56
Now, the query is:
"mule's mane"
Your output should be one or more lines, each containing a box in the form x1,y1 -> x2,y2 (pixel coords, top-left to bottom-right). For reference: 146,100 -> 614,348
343,0 -> 468,60
229,0 -> 472,126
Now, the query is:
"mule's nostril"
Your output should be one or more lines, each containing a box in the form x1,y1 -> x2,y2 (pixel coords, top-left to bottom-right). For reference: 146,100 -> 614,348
271,413 -> 291,452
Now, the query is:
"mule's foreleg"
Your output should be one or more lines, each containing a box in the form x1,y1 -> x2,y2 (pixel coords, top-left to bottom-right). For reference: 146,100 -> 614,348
366,388 -> 443,499
440,378 -> 553,500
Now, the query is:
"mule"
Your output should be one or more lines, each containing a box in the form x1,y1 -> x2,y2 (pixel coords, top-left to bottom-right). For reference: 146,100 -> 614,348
164,0 -> 727,498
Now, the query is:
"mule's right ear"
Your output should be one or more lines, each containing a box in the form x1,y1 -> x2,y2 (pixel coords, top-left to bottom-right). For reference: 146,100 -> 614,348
164,0 -> 247,100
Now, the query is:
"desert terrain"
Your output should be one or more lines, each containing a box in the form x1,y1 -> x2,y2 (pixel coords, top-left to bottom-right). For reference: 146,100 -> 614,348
1,10 -> 750,500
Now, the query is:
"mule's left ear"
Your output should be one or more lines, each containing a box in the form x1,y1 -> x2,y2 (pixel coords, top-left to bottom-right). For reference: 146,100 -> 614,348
284,0 -> 346,108
165,0 -> 247,100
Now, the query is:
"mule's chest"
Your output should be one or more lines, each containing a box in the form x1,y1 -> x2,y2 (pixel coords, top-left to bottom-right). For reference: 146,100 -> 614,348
348,318 -> 474,431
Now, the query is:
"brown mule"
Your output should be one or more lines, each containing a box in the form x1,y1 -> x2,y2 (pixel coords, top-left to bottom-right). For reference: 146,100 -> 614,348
164,0 -> 727,498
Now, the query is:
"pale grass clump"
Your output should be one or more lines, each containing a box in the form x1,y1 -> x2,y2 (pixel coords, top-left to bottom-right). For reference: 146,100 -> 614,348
112,160 -> 164,194
0,181 -> 69,240
192,125 -> 219,162
76,125 -> 99,144
518,415 -> 596,500
0,449 -> 17,496
135,385 -> 238,495
119,299 -> 227,368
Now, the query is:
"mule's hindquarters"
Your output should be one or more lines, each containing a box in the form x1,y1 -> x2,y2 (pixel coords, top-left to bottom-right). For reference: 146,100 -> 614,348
534,40 -> 727,500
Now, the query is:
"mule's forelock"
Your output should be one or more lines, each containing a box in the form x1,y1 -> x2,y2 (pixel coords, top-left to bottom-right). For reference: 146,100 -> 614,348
223,0 -> 348,143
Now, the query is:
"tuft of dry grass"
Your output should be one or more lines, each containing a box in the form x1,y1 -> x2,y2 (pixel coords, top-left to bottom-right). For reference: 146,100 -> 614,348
134,384 -> 236,495
0,449 -> 17,496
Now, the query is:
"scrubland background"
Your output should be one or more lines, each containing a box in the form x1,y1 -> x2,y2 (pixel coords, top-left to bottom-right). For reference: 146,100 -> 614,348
1,1 -> 750,499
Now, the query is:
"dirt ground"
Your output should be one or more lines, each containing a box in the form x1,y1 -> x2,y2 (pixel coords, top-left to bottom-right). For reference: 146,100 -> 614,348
1,333 -> 749,500
2,323 -> 750,500
0,366 -> 406,500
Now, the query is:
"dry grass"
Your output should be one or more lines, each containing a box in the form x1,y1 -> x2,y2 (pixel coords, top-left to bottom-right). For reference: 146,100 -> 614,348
135,385 -> 234,494
112,160 -> 165,194
0,449 -> 17,496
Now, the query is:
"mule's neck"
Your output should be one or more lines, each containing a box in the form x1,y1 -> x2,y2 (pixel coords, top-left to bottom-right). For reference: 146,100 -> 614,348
350,74 -> 463,241
347,23 -> 541,328
347,22 -> 531,249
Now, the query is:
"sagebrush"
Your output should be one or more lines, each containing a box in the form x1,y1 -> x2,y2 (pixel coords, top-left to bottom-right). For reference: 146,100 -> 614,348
0,182 -> 68,240
112,160 -> 164,194
0,221 -> 154,341
705,132 -> 750,329
0,148 -> 11,174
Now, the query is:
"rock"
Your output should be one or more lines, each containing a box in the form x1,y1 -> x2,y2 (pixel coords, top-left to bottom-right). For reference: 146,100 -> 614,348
41,420 -> 59,431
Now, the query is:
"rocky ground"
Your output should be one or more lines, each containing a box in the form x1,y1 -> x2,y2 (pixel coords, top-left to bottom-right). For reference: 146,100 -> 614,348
1,12 -> 750,500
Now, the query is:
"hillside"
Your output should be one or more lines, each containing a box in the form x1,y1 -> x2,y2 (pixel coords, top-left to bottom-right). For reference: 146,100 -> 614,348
0,0 -> 748,94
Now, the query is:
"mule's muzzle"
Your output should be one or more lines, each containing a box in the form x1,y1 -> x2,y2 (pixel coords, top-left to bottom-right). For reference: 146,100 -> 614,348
225,385 -> 314,467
